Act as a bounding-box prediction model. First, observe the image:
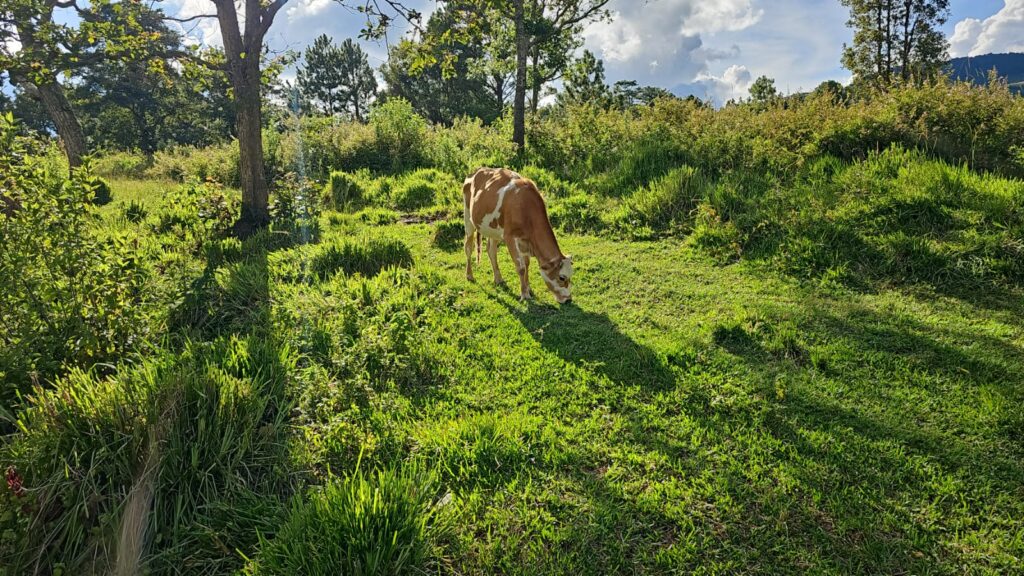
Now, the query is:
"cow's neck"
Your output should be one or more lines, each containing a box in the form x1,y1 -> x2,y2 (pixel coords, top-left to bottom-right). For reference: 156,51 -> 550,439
526,223 -> 563,271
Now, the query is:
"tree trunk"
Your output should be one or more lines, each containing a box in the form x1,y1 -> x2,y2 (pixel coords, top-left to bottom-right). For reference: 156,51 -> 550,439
35,81 -> 86,171
512,0 -> 528,151
530,47 -> 541,113
901,0 -> 914,82
232,60 -> 270,237
876,1 -> 884,83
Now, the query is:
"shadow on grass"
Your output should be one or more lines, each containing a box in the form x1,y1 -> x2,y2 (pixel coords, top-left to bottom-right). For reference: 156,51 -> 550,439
498,297 -> 675,391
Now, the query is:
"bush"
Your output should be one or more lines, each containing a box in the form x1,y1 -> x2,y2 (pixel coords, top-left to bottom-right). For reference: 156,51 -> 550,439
426,115 -> 517,177
371,98 -> 428,173
92,150 -> 150,178
246,464 -> 451,576
0,119 -> 154,402
310,237 -> 414,280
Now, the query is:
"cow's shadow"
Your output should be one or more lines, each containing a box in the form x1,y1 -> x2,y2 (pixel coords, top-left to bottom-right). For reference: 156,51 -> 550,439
498,296 -> 675,391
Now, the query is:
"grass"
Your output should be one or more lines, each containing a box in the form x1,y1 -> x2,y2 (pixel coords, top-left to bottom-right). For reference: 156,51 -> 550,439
2,173 -> 1023,575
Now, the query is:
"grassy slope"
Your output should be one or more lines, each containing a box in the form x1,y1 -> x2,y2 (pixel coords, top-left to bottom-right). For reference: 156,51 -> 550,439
333,215 -> 1023,573
102,180 -> 1024,573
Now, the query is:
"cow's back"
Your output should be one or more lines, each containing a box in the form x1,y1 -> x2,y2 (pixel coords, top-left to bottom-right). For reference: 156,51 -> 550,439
465,168 -> 538,240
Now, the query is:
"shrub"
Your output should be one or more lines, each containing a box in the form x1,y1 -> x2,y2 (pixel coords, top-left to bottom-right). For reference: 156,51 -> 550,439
0,118 -> 154,401
426,115 -> 517,177
246,464 -> 451,576
371,98 -> 428,173
310,237 -> 414,280
92,150 -> 150,178
121,199 -> 149,223
149,142 -> 240,186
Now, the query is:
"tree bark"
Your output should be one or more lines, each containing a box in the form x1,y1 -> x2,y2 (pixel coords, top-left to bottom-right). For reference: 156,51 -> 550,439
512,0 -> 528,151
34,81 -> 87,171
530,47 -> 541,113
232,59 -> 270,236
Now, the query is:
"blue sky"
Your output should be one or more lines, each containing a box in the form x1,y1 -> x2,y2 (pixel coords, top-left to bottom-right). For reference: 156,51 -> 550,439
11,0 -> 1024,104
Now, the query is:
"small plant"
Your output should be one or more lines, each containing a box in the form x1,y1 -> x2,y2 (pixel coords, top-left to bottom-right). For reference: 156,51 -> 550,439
121,199 -> 149,223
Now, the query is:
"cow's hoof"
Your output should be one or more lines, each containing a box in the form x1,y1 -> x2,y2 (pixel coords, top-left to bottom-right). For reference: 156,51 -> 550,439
494,279 -> 506,287
519,293 -> 533,301
466,274 -> 475,282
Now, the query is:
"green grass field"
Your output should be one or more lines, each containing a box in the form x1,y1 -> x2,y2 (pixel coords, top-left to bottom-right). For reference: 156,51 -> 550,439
161,179 -> 1024,572
4,174 -> 1023,575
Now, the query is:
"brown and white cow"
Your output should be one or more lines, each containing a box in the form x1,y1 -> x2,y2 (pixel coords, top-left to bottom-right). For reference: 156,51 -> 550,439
463,167 -> 574,304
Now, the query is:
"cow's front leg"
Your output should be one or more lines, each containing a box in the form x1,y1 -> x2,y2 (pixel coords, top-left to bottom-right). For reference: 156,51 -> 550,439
487,239 -> 505,285
506,236 -> 532,300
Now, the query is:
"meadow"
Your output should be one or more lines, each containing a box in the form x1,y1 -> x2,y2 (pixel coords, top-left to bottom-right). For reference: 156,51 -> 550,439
2,82 -> 1024,574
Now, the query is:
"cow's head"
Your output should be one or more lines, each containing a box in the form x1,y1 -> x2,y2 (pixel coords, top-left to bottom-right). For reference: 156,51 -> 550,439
541,255 -> 574,304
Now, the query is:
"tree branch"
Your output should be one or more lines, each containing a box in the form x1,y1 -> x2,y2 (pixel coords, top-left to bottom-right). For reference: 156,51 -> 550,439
164,13 -> 218,23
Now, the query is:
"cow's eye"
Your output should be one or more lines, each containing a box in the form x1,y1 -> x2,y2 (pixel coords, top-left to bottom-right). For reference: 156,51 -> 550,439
558,275 -> 567,282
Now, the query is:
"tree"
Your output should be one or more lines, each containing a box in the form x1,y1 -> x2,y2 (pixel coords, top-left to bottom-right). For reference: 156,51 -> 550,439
811,79 -> 850,103
381,4 -> 502,125
609,80 -> 676,109
0,0 -> 163,169
509,0 -> 612,150
749,75 -> 779,104
178,0 -> 291,236
336,38 -> 377,121
68,8 -> 235,153
557,49 -> 608,107
297,34 -> 346,115
841,0 -> 950,87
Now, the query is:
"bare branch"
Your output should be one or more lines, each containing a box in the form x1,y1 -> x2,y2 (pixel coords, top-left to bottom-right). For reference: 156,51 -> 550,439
164,13 -> 219,23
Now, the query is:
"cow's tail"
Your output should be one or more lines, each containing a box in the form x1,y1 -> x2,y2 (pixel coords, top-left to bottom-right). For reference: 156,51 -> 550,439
463,179 -> 481,264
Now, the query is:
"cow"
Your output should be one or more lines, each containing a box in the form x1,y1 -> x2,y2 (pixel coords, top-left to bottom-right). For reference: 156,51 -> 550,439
463,167 -> 574,304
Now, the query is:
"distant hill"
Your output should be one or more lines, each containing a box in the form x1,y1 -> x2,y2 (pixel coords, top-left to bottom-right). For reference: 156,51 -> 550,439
946,53 -> 1024,93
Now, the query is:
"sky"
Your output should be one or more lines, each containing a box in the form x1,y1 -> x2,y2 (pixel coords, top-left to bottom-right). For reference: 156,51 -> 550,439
12,0 -> 1024,105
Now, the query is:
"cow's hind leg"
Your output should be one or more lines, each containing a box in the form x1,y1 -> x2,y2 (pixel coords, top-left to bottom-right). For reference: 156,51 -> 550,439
487,239 -> 504,285
463,182 -> 476,282
464,228 -> 477,282
506,236 -> 532,300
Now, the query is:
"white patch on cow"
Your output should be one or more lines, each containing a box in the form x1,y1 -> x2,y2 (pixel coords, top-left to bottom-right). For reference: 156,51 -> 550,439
538,266 -> 571,302
479,180 -> 516,239
514,238 -> 528,269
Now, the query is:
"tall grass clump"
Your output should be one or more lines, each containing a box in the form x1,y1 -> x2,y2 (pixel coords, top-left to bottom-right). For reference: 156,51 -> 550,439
323,170 -> 366,211
310,237 -> 414,280
0,338 -> 296,574
245,464 -> 451,576
610,166 -> 708,236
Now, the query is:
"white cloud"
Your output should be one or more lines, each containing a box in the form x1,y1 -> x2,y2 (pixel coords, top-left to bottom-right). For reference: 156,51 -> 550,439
286,0 -> 332,21
695,64 -> 753,104
583,0 -> 761,89
949,0 -> 1024,57
679,0 -> 764,35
